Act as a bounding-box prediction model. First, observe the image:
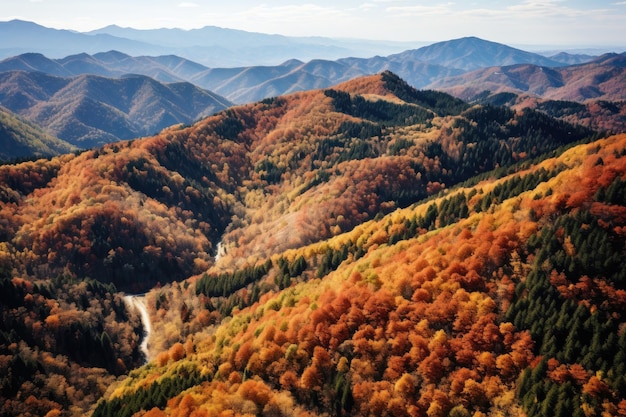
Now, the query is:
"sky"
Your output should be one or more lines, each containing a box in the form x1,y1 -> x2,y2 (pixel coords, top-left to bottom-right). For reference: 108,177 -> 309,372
3,0 -> 626,48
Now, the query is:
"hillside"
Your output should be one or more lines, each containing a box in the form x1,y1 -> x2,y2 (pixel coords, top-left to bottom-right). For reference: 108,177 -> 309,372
470,91 -> 626,135
0,72 -> 621,417
94,133 -> 626,417
0,105 -> 76,161
428,53 -> 626,102
0,71 -> 232,147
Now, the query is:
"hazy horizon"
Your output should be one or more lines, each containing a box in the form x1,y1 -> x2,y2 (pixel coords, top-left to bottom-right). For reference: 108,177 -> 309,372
3,1 -> 625,49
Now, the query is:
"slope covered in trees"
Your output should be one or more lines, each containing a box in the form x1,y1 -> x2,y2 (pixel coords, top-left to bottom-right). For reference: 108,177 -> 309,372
0,105 -> 76,161
0,71 -> 621,416
94,133 -> 626,417
471,91 -> 626,135
0,71 -> 595,291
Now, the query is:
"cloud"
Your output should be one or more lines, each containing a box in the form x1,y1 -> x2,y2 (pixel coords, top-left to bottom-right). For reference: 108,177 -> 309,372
386,3 -> 455,16
383,0 -> 617,20
384,0 -> 613,21
358,3 -> 378,12
506,0 -> 589,18
209,3 -> 352,30
178,2 -> 199,8
244,4 -> 348,20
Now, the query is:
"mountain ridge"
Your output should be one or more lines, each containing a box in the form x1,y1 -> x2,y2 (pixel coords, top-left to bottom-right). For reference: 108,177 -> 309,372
1,37 -> 623,160
0,70 -> 233,147
427,52 -> 626,102
0,19 -> 161,58
0,19 -> 420,67
1,36 -> 610,106
387,36 -> 563,70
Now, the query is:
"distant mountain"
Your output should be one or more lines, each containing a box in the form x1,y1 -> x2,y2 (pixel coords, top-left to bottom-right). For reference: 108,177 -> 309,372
0,52 -> 75,77
0,105 -> 76,161
179,37 -> 580,102
0,50 -> 210,83
87,24 -> 291,48
427,53 -> 626,102
0,19 -> 161,58
1,35 -> 622,106
0,71 -> 233,147
547,52 -> 597,65
87,24 -> 421,67
207,59 -> 466,104
388,36 -> 563,70
0,20 -> 419,67
0,49 -> 464,104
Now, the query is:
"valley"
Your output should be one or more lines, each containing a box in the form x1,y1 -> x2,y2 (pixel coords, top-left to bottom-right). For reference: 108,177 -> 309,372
0,24 -> 625,417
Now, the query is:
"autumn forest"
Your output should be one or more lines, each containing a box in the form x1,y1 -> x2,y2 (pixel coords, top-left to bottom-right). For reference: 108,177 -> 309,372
1,70 -> 626,417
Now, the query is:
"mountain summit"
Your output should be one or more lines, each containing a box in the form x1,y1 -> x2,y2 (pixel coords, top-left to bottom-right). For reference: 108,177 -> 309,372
389,36 -> 562,70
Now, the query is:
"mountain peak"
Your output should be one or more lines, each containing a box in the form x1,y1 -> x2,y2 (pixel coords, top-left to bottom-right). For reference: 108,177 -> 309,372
95,24 -> 126,31
392,36 -> 561,71
92,50 -> 132,62
5,19 -> 43,27
454,35 -> 488,42
280,58 -> 305,68
591,52 -> 626,66
330,72 -> 393,97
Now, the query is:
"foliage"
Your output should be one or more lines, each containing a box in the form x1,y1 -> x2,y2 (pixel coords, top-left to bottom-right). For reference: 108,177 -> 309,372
0,106 -> 76,161
509,169 -> 626,417
381,71 -> 469,116
325,88 -> 434,126
196,260 -> 272,298
92,369 -> 211,417
0,273 -> 142,416
97,134 -> 626,417
0,72 -> 623,417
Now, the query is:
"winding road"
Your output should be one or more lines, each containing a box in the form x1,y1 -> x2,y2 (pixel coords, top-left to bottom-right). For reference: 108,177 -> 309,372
215,240 -> 225,262
123,295 -> 152,362
122,239 -> 223,363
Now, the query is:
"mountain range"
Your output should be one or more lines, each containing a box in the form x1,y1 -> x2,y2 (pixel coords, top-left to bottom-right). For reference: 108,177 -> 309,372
0,70 -> 232,147
1,36 -> 621,106
1,34 -> 624,151
0,19 -> 419,67
1,71 -> 625,417
429,52 -> 626,102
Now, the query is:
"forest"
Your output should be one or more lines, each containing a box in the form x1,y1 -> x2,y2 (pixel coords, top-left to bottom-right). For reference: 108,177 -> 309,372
0,71 -> 625,416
